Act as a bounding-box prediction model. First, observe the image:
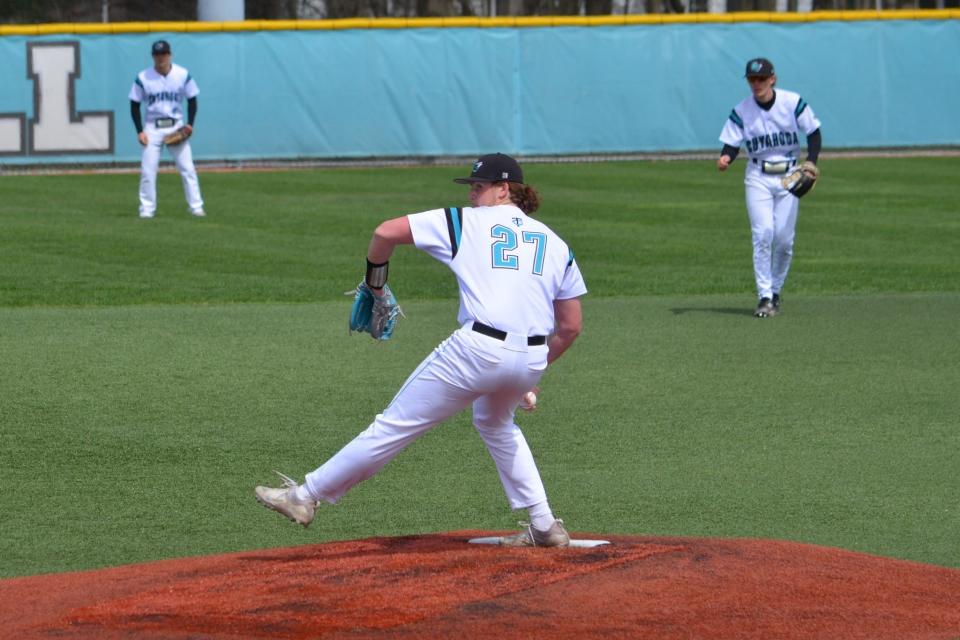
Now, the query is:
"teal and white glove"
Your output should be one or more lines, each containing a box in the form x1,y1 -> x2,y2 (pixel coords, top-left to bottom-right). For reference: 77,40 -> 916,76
349,282 -> 401,340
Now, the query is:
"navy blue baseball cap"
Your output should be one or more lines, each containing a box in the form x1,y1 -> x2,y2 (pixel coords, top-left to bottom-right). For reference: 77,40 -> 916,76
454,153 -> 524,184
151,40 -> 171,55
745,58 -> 774,78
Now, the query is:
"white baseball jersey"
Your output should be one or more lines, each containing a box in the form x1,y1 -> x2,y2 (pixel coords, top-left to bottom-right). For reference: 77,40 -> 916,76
408,204 -> 587,337
302,201 -> 586,513
128,63 -> 198,124
719,89 -> 820,164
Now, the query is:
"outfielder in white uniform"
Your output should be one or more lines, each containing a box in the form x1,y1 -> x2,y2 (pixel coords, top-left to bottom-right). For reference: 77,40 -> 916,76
256,154 -> 587,547
129,40 -> 205,219
718,58 -> 822,317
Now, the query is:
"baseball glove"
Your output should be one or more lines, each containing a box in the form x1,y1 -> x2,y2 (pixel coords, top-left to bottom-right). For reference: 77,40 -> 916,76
162,126 -> 191,146
781,161 -> 819,198
349,282 -> 402,340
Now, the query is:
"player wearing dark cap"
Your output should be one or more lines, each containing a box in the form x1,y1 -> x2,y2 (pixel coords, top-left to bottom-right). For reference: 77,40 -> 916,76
717,58 -> 823,317
129,40 -> 205,218
256,154 -> 587,547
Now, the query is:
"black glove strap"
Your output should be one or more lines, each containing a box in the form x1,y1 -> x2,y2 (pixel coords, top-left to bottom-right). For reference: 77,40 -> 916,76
365,259 -> 389,289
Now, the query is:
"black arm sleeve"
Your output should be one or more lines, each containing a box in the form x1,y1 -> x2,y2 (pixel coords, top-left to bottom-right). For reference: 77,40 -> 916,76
187,97 -> 197,127
720,143 -> 740,162
130,100 -> 143,134
805,128 -> 822,164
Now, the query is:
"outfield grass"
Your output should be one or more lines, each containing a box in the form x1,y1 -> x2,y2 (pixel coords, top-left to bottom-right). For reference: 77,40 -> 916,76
1,158 -> 958,577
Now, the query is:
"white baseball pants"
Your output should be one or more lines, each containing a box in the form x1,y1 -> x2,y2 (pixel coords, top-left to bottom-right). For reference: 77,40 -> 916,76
139,121 -> 204,216
304,324 -> 551,510
744,165 -> 800,299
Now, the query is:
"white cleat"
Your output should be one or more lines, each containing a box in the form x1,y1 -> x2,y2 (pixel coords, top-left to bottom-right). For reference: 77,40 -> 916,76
255,471 -> 316,528
499,519 -> 571,547
191,209 -> 206,217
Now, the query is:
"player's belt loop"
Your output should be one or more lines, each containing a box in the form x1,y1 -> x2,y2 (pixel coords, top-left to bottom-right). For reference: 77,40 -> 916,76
471,321 -> 546,346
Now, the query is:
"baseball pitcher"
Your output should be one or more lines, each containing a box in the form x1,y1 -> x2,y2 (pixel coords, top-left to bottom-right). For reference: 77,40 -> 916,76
256,154 -> 587,548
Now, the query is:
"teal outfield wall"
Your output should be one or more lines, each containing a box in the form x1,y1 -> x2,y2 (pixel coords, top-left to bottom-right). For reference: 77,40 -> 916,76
1,20 -> 958,164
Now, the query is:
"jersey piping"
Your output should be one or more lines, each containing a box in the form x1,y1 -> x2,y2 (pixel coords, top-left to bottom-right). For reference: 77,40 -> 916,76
444,207 -> 463,259
728,109 -> 744,129
794,98 -> 808,118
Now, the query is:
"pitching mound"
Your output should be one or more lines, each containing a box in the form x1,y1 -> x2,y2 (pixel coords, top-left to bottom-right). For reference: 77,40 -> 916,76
2,533 -> 959,639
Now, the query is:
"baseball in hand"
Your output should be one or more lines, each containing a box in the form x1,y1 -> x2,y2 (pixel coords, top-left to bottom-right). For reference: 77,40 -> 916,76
520,391 -> 538,411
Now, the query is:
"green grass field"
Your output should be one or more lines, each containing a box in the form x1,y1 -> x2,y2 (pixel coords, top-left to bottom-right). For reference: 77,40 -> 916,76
1,157 -> 958,578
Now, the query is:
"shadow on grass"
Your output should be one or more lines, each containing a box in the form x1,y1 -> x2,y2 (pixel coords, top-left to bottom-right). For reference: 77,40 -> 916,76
670,307 -> 755,317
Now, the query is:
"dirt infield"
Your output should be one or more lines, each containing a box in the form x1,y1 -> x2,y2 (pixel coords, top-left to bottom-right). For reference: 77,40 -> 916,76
2,532 -> 959,639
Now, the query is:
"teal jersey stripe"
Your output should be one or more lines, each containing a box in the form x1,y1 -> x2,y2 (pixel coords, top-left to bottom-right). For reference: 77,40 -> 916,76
135,77 -> 144,90
728,109 -> 744,129
567,248 -> 575,268
451,207 -> 462,248
444,207 -> 463,258
795,98 -> 808,118
186,73 -> 192,84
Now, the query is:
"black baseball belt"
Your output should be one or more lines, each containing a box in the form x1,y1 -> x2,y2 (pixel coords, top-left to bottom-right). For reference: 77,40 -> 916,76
153,117 -> 176,128
472,321 -> 546,346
